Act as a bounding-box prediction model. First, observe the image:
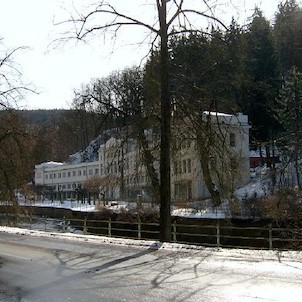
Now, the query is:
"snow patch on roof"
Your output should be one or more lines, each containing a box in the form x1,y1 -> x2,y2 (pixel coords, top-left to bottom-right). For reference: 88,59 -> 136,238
36,161 -> 63,168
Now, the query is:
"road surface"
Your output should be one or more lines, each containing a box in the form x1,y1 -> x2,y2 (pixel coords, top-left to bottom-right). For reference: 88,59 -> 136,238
0,229 -> 302,301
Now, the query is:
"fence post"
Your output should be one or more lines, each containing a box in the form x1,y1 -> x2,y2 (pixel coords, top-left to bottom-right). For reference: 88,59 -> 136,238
29,213 -> 32,230
137,215 -> 141,240
216,220 -> 220,248
62,215 -> 66,233
108,218 -> 111,237
44,215 -> 47,231
83,216 -> 87,234
269,223 -> 273,250
173,221 -> 177,243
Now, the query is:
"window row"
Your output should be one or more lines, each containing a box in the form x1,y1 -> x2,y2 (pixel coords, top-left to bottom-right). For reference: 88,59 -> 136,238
45,168 -> 99,180
100,161 -> 144,176
125,175 -> 149,186
53,183 -> 83,191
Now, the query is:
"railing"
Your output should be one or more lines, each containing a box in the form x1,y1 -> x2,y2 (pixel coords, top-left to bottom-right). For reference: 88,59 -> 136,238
1,214 -> 301,250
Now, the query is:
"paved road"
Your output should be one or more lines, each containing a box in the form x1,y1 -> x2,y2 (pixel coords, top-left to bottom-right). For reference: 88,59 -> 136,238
0,230 -> 302,301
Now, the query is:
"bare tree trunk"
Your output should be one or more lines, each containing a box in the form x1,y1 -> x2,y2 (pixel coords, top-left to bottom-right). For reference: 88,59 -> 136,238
137,128 -> 160,204
158,0 -> 171,242
196,130 -> 222,207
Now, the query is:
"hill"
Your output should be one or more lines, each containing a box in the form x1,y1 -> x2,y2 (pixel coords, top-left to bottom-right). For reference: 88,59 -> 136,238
18,109 -> 70,125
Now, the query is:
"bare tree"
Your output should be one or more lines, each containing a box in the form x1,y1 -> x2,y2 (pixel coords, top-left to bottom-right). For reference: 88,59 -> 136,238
0,40 -> 33,108
83,175 -> 103,203
56,0 -> 227,241
0,40 -> 35,205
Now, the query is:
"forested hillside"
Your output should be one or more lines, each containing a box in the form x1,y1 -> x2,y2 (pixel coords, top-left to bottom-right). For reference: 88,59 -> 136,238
18,109 -> 106,164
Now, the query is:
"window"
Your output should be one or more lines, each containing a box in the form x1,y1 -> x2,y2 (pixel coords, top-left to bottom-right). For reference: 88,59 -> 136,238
45,174 -> 49,179
174,162 -> 179,174
68,172 -> 71,177
83,169 -> 86,176
230,133 -> 236,147
187,159 -> 192,173
89,169 -> 93,175
182,160 -> 187,173
78,170 -> 82,176
72,171 -> 76,177
58,173 -> 61,178
63,172 -> 66,178
95,168 -> 99,175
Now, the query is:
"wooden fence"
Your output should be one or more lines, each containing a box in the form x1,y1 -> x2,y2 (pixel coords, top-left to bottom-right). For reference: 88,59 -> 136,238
1,214 -> 301,250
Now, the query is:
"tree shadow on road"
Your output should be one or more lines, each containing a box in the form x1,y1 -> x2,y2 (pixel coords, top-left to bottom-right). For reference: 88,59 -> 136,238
33,242 -> 165,294
83,243 -> 163,274
32,244 -> 265,302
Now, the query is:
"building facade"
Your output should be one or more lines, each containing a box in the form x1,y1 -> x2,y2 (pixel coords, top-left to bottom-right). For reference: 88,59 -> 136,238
34,112 -> 250,204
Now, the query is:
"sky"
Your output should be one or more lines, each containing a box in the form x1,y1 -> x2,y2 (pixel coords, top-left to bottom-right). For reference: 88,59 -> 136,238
0,0 -> 284,110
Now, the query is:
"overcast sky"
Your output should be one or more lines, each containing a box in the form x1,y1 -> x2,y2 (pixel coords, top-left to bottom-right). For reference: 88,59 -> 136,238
0,0 -> 283,110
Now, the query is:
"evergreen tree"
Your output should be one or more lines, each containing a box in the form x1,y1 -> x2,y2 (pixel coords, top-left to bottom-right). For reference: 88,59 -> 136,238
224,19 -> 247,111
277,67 -> 302,132
274,0 -> 302,73
276,66 -> 302,187
244,9 -> 280,146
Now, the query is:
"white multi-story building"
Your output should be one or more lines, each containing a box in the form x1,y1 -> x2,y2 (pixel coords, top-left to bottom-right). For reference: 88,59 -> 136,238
34,112 -> 250,204
34,161 -> 101,201
171,112 -> 250,200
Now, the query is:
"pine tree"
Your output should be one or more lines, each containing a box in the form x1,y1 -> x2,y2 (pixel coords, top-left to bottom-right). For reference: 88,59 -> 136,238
244,9 -> 280,146
276,66 -> 302,187
274,0 -> 302,73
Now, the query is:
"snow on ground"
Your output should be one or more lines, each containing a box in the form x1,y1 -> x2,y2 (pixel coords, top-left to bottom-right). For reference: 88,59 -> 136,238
20,199 -> 97,212
19,199 -> 130,213
236,167 -> 272,200
21,198 -> 231,219
171,203 -> 230,219
1,225 -> 302,267
172,166 -> 274,219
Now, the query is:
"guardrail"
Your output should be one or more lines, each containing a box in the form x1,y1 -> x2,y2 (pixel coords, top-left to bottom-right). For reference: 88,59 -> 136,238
1,214 -> 301,250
